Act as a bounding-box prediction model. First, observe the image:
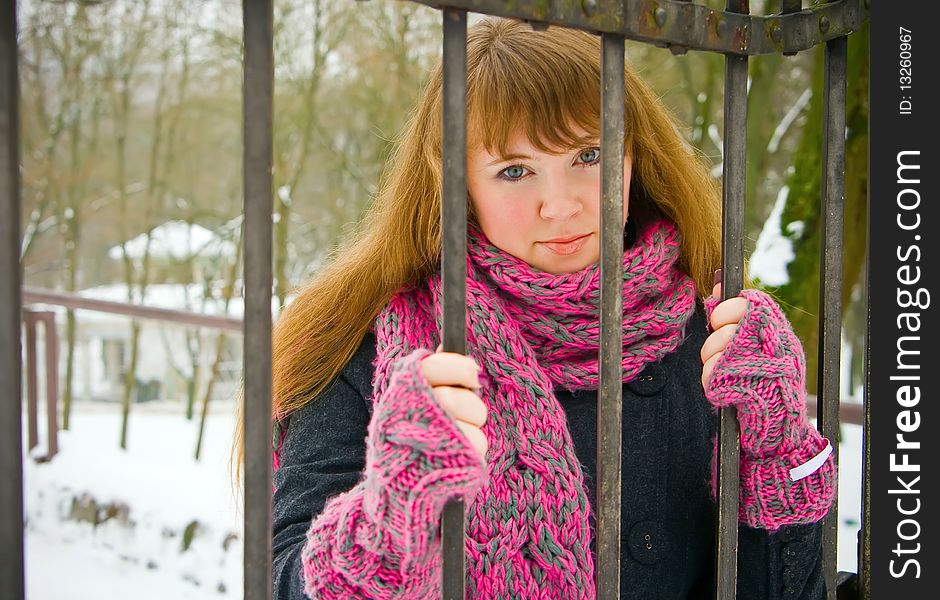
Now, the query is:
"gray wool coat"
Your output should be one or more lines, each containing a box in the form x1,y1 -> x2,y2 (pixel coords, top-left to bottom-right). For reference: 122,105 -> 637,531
271,302 -> 828,599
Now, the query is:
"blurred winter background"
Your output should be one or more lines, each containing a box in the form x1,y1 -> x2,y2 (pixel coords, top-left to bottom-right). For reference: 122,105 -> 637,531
15,0 -> 869,597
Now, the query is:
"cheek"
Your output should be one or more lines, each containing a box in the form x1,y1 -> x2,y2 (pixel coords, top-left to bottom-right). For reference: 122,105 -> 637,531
473,184 -> 533,228
482,201 -> 532,244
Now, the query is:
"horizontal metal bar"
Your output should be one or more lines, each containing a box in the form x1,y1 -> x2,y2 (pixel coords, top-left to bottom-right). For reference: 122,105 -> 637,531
410,0 -> 867,56
21,287 -> 243,332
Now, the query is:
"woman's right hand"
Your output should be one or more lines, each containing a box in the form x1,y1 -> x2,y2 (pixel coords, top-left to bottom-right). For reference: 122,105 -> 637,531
420,345 -> 488,461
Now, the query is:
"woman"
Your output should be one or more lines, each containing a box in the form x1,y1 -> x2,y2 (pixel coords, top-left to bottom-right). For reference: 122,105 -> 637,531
253,18 -> 835,599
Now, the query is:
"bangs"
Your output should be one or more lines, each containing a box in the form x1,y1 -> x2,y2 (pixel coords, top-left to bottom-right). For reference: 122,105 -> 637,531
466,23 -> 603,156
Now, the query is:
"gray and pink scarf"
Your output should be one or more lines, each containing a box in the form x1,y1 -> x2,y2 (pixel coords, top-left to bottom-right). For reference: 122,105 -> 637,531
370,218 -> 697,598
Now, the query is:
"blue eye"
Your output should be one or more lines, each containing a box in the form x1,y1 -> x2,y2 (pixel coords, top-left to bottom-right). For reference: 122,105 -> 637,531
500,165 -> 527,180
578,148 -> 600,165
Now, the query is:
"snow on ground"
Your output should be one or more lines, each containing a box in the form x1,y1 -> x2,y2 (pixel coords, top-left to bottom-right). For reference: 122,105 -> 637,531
24,401 -> 244,599
23,399 -> 864,599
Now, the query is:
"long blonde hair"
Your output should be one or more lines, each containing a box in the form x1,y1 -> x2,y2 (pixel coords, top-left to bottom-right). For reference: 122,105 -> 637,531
232,18 -> 724,485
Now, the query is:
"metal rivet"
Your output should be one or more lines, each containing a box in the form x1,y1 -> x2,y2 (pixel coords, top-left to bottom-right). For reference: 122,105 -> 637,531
644,533 -> 652,540
819,16 -> 830,34
654,7 -> 667,28
581,0 -> 598,16
669,44 -> 689,56
645,542 -> 653,550
715,19 -> 728,38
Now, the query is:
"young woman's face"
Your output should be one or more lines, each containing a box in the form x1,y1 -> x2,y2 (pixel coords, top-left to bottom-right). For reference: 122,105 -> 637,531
467,127 -> 632,275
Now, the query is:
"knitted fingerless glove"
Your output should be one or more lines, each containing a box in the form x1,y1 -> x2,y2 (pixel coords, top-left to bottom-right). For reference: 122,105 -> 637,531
300,348 -> 487,598
703,289 -> 836,531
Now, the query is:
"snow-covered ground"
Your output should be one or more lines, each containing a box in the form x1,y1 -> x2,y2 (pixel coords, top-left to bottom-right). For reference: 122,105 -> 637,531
24,401 -> 244,599
23,400 -> 863,599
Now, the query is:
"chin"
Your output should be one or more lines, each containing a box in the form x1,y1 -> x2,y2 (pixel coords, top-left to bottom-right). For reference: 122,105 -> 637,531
540,258 -> 595,275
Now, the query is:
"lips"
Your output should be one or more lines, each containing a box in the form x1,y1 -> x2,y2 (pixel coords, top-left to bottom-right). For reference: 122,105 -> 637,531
543,233 -> 589,244
540,233 -> 591,256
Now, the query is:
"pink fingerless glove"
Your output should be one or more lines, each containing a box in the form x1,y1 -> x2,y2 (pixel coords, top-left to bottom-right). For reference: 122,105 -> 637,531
704,289 -> 836,531
300,348 -> 487,598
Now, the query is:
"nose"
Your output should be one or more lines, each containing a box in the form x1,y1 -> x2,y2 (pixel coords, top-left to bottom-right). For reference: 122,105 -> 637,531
538,175 -> 584,221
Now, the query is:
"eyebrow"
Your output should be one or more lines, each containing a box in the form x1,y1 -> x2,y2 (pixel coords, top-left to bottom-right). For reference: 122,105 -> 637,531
483,140 -> 602,167
486,153 -> 533,167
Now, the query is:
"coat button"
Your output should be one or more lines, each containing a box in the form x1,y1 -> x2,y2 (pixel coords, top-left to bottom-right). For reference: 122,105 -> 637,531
627,520 -> 667,564
625,364 -> 667,396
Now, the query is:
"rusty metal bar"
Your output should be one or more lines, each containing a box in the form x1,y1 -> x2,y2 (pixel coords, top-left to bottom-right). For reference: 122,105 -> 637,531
242,0 -> 274,598
22,287 -> 243,332
596,30 -> 626,600
0,0 -> 24,597
715,0 -> 749,596
440,8 -> 468,600
818,33 -> 847,600
409,0 -> 865,56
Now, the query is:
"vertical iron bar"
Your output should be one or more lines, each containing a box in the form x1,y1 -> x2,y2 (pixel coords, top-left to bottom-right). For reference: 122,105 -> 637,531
716,1 -> 749,597
42,314 -> 59,458
860,252 -> 870,600
596,31 -> 625,600
0,0 -> 24,598
440,9 -> 467,600
242,1 -> 274,599
818,34 -> 847,600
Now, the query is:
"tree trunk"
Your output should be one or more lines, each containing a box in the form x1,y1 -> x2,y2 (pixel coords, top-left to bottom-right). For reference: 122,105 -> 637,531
194,227 -> 243,460
776,23 -> 869,392
119,321 -> 141,449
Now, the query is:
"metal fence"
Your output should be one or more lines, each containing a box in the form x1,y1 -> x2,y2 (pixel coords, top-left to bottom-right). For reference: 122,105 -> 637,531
0,1 -> 869,599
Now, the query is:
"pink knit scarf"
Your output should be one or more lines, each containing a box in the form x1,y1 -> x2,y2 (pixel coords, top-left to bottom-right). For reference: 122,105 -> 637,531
371,218 -> 697,598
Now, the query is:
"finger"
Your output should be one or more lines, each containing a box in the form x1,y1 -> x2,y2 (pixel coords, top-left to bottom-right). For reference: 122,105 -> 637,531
433,386 -> 487,427
711,282 -> 721,299
700,323 -> 738,364
436,343 -> 443,353
421,352 -> 481,389
701,351 -> 722,388
456,420 -> 488,458
708,297 -> 748,331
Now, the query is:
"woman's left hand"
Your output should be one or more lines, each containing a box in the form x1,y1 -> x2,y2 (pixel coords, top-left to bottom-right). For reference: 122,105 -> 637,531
700,282 -> 748,390
697,284 -> 836,530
